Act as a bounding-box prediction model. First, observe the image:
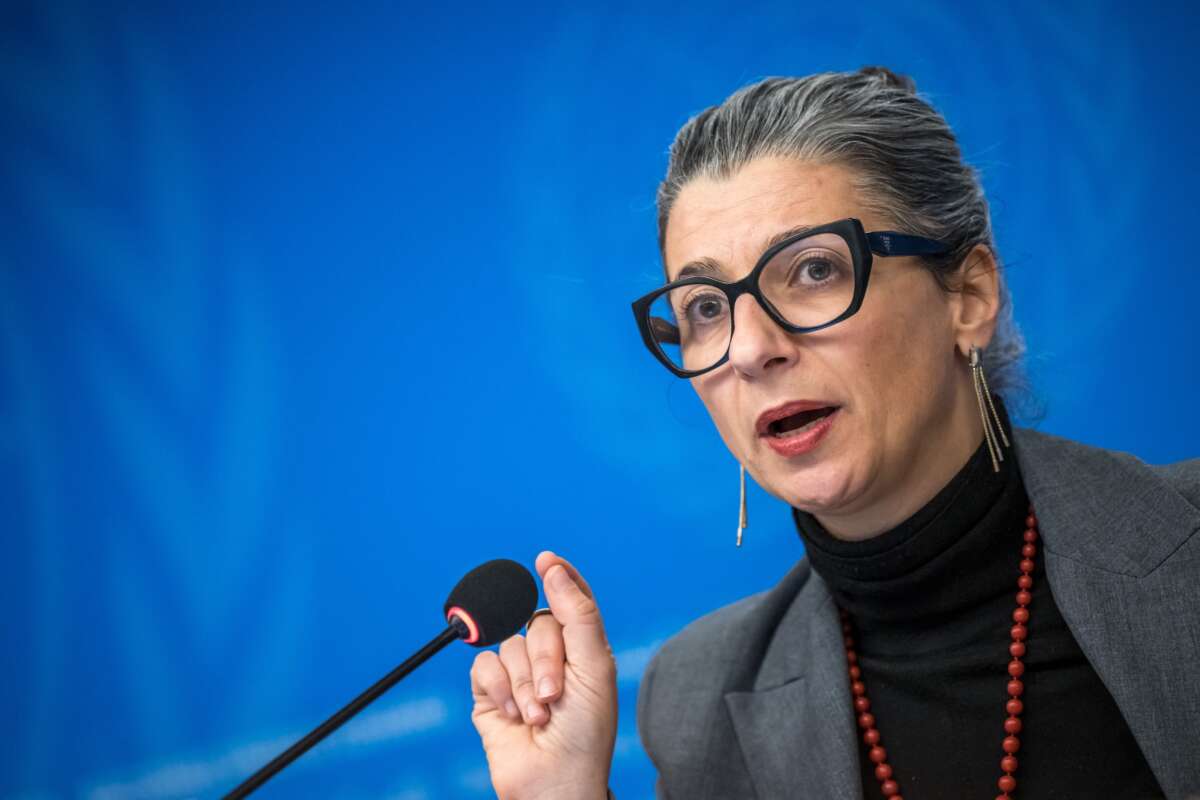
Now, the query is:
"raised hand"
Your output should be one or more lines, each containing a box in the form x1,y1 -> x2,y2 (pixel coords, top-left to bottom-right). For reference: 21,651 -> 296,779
469,551 -> 618,800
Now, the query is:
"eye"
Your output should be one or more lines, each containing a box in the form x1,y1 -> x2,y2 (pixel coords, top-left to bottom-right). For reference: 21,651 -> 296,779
788,251 -> 846,288
681,290 -> 729,325
801,259 -> 833,283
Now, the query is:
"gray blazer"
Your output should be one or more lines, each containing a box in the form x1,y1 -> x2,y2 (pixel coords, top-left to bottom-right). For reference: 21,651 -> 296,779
637,428 -> 1200,799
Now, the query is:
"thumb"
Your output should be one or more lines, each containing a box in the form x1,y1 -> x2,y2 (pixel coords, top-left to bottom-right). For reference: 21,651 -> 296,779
544,563 -> 612,669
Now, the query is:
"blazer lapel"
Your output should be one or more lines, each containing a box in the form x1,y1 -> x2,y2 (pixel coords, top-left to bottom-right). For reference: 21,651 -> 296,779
1015,428 -> 1200,797
724,572 -> 863,800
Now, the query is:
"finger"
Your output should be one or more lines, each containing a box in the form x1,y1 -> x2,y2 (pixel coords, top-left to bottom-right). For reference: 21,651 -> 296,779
535,550 -> 595,599
470,649 -> 520,720
499,635 -> 548,725
525,611 -> 566,703
543,563 -> 612,669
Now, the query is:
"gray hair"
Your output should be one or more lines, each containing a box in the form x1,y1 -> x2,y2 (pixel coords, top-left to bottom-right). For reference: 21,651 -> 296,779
656,66 -> 1026,399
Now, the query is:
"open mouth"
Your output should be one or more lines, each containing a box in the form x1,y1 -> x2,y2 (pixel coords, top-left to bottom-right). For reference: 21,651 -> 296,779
766,406 -> 838,438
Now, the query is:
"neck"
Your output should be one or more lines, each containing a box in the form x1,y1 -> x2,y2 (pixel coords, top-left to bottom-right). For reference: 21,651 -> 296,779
814,375 -> 988,541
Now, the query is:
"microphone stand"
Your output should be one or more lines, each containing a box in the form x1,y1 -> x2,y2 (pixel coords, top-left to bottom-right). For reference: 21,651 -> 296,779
223,618 -> 468,799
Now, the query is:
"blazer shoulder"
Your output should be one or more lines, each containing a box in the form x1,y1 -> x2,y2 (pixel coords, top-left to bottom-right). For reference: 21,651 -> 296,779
1014,426 -> 1199,503
1013,427 -> 1200,576
1158,457 -> 1200,510
1015,426 -> 1198,473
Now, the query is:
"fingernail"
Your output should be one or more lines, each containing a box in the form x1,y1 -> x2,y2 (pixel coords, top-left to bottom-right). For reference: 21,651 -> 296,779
526,702 -> 545,722
504,699 -> 519,718
537,677 -> 556,699
549,565 -> 572,592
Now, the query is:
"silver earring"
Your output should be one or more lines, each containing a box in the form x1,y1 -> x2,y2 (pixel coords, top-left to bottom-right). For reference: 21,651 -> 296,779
736,463 -> 748,547
970,345 -> 1010,472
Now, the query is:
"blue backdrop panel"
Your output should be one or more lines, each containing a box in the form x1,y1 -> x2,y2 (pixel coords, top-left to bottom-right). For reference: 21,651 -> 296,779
2,2 -> 1197,798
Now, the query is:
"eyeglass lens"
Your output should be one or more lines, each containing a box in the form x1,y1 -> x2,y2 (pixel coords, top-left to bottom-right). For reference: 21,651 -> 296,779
647,231 -> 856,372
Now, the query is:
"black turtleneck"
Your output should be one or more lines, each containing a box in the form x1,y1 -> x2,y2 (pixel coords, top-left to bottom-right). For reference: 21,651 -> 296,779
792,407 -> 1164,799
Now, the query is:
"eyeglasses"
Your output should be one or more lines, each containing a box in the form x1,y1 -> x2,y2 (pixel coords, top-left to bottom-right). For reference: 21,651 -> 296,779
630,218 -> 954,377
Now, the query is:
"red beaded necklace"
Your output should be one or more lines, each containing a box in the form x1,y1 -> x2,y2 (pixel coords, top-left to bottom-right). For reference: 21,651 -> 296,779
839,505 -> 1040,800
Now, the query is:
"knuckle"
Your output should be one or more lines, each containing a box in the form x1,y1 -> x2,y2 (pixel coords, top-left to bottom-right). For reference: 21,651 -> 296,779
498,634 -> 525,655
525,623 -> 561,652
529,652 -> 562,672
527,612 -> 558,632
603,650 -> 618,678
526,629 -> 564,655
470,650 -> 497,678
573,595 -> 600,620
472,657 -> 510,696
484,671 -> 511,697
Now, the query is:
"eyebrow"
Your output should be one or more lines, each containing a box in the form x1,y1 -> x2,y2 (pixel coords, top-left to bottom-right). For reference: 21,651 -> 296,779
670,223 -> 819,282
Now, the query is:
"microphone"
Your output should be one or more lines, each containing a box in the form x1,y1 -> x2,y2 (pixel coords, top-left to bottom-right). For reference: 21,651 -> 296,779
223,558 -> 537,799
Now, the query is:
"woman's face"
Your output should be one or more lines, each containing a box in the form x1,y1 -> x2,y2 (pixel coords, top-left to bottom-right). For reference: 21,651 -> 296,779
664,157 -> 987,537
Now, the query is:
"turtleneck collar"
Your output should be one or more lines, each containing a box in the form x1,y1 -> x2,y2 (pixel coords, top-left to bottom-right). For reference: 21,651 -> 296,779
792,399 -> 1028,627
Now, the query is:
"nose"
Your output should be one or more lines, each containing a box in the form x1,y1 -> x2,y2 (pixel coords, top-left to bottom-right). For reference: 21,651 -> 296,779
726,293 -> 796,379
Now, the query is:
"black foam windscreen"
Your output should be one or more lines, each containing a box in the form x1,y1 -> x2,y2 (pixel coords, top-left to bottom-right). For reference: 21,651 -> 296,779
443,559 -> 538,647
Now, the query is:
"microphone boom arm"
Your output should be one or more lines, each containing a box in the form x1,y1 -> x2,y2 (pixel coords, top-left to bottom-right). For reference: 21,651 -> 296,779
223,617 -> 470,799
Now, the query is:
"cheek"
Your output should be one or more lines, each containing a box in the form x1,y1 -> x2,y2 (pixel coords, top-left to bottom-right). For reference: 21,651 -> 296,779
841,279 -> 953,414
861,288 -> 955,417
690,373 -> 745,456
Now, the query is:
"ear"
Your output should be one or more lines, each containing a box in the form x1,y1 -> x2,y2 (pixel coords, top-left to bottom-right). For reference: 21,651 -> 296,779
949,244 -> 1002,358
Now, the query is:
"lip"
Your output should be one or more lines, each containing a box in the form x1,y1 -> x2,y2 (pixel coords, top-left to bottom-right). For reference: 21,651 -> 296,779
755,400 -> 840,436
756,401 -> 840,458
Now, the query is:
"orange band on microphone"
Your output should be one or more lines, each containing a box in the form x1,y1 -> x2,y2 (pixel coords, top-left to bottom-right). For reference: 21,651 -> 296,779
446,606 -> 480,644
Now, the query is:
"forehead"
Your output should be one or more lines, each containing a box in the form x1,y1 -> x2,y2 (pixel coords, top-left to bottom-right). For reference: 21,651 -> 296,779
664,157 -> 876,280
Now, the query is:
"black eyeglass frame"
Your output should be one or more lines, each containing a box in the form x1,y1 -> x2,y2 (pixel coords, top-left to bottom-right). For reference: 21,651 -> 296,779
630,217 -> 954,378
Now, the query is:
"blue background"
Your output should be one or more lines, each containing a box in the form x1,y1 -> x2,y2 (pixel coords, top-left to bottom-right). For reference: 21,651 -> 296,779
3,2 -> 1198,799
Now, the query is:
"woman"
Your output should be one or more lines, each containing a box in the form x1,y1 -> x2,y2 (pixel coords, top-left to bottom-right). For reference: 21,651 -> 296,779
467,67 -> 1200,799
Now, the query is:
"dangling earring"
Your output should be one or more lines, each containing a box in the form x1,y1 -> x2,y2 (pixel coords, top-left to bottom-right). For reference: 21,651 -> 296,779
970,345 -> 1010,472
736,463 -> 748,547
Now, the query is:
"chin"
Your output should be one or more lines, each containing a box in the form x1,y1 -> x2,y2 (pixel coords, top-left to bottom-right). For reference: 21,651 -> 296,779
768,459 -> 864,514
